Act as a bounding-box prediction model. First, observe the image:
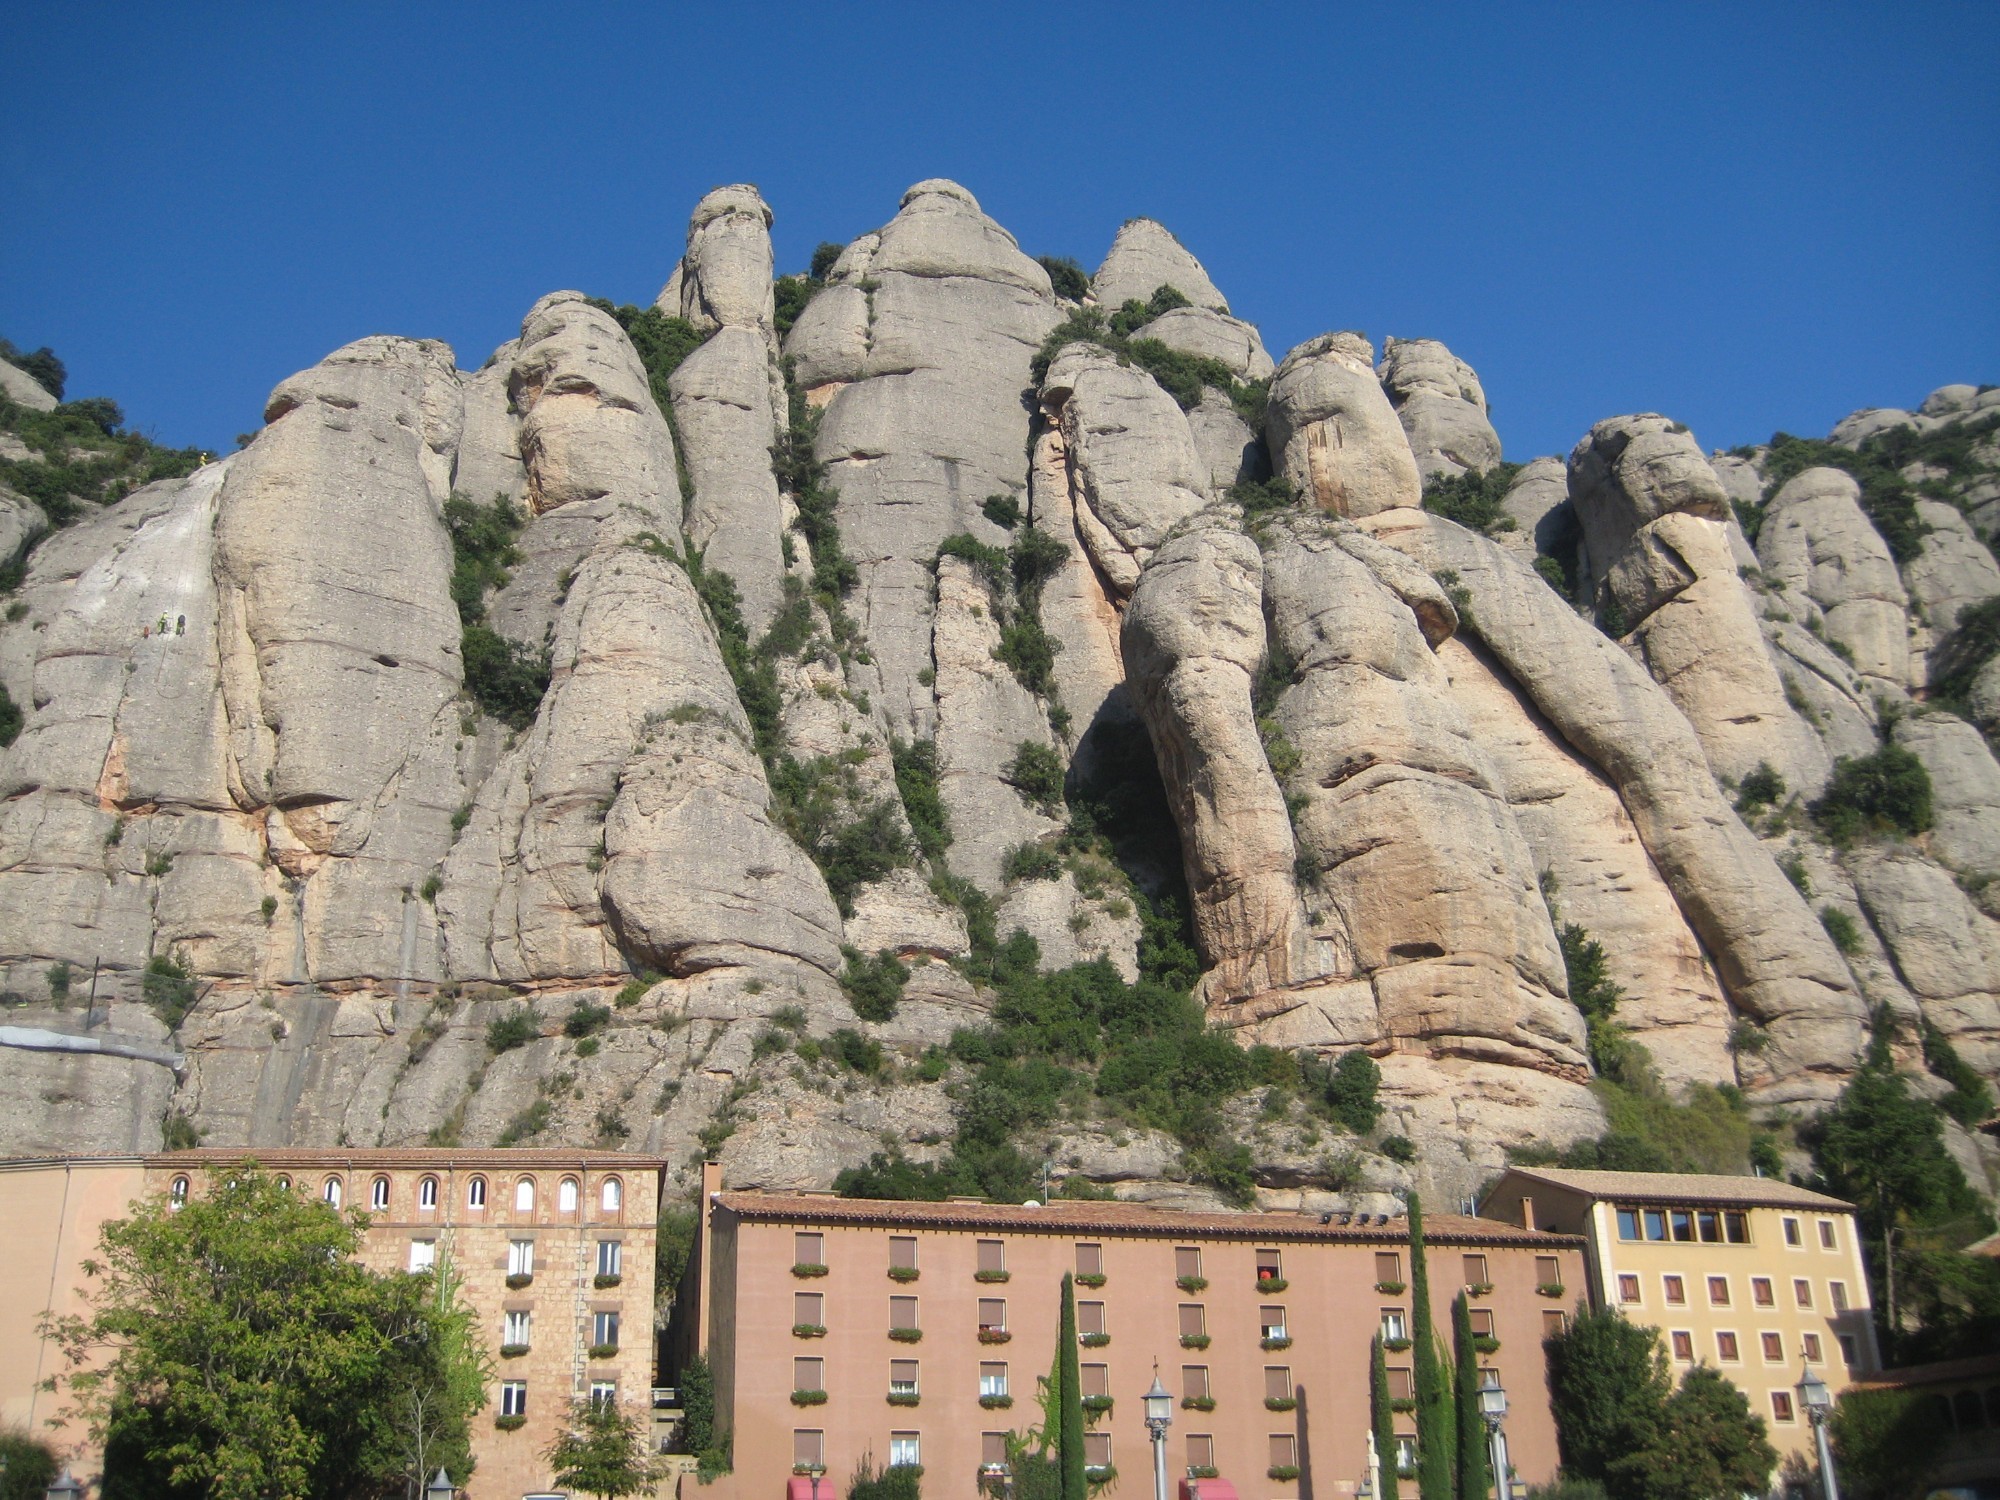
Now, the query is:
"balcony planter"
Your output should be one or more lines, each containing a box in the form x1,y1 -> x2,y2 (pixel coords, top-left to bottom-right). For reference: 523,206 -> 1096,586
975,1269 -> 1011,1283
979,1394 -> 1014,1410
791,1390 -> 828,1407
977,1327 -> 1013,1344
506,1273 -> 533,1289
1256,1276 -> 1289,1292
1268,1466 -> 1300,1482
889,1328 -> 923,1343
1181,1396 -> 1215,1412
1473,1335 -> 1500,1354
793,1262 -> 829,1278
1175,1275 -> 1208,1293
887,1392 -> 921,1408
1080,1332 -> 1110,1347
1081,1396 -> 1114,1416
887,1466 -> 923,1479
1536,1282 -> 1566,1298
1467,1281 -> 1495,1297
888,1266 -> 920,1283
1383,1337 -> 1412,1352
1265,1396 -> 1297,1412
1085,1468 -> 1116,1488
1390,1397 -> 1417,1413
500,1343 -> 529,1358
793,1323 -> 827,1338
793,1468 -> 824,1478
588,1343 -> 619,1360
1187,1469 -> 1219,1481
1374,1280 -> 1405,1295
1260,1335 -> 1293,1350
1179,1333 -> 1211,1350
1075,1273 -> 1106,1288
495,1414 -> 526,1431
594,1273 -> 622,1289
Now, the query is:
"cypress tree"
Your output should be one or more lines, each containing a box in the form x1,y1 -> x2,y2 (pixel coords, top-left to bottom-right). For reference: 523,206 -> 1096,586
1408,1193 -> 1455,1498
1059,1272 -> 1086,1500
1452,1293 -> 1492,1500
1370,1332 -> 1400,1500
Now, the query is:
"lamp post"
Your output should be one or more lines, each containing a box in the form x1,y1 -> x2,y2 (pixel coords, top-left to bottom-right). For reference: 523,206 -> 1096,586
425,1470 -> 453,1500
46,1472 -> 83,1500
1144,1372 -> 1173,1500
1798,1365 -> 1840,1500
805,1461 -> 826,1500
1478,1381 -> 1512,1500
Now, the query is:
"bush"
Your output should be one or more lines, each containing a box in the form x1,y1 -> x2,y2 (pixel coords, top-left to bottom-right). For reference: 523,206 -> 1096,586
1930,595 -> 2000,711
486,1007 -> 539,1053
1812,745 -> 1933,846
1004,742 -> 1066,815
840,947 -> 909,1023
939,531 -> 1010,594
0,338 -> 65,399
141,951 -> 198,1030
1734,761 -> 1786,814
0,683 -> 19,748
1323,1050 -> 1381,1134
1379,1135 -> 1416,1163
1762,430 -> 1932,562
1003,841 -> 1063,883
0,1429 -> 59,1500
774,376 -> 858,601
1229,476 -> 1299,517
827,1027 -> 882,1075
1036,256 -> 1090,301
772,276 -> 814,338
1820,905 -> 1864,956
1421,462 -> 1523,534
1920,1017 -> 1996,1127
565,1001 -> 611,1039
891,739 -> 952,863
981,494 -> 1023,530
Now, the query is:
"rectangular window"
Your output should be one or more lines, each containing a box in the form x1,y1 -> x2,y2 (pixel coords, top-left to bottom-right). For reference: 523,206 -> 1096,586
1772,1390 -> 1796,1423
793,1431 -> 824,1470
597,1240 -> 622,1277
1696,1210 -> 1721,1243
890,1434 -> 920,1469
1535,1255 -> 1561,1285
1717,1331 -> 1740,1361
1468,1309 -> 1495,1338
1178,1303 -> 1206,1338
1076,1242 -> 1103,1277
982,1433 -> 1009,1468
1387,1367 -> 1414,1401
1751,1276 -> 1774,1306
1543,1310 -> 1568,1339
1617,1274 -> 1641,1304
891,1295 -> 919,1332
1783,1217 -> 1802,1246
508,1239 -> 534,1277
1268,1434 -> 1296,1470
1664,1274 -> 1686,1305
501,1381 -> 527,1417
1707,1276 -> 1731,1306
1380,1308 -> 1408,1341
1394,1436 -> 1418,1475
1081,1363 -> 1110,1399
1762,1332 -> 1783,1362
1079,1301 -> 1106,1336
593,1310 -> 620,1348
1818,1220 -> 1837,1250
889,1359 -> 918,1396
795,1232 -> 823,1266
1616,1207 -> 1641,1240
1375,1252 -> 1402,1284
504,1310 -> 530,1347
890,1236 -> 917,1271
1724,1212 -> 1749,1243
1462,1254 -> 1489,1286
796,1291 -> 825,1326
1671,1210 -> 1696,1243
1264,1366 -> 1292,1401
1801,1333 -> 1822,1361
1837,1334 -> 1857,1366
1644,1208 -> 1669,1241
1187,1435 -> 1215,1471
1256,1248 -> 1283,1281
1182,1365 -> 1210,1401
1260,1305 -> 1288,1339
980,1362 -> 1008,1398
795,1357 -> 824,1393
408,1239 -> 436,1273
1671,1331 -> 1694,1361
978,1239 -> 1006,1274
1794,1278 -> 1813,1309
978,1297 -> 1007,1333
1830,1281 -> 1849,1312
1176,1246 -> 1203,1280
590,1380 -> 616,1408
1084,1433 -> 1112,1469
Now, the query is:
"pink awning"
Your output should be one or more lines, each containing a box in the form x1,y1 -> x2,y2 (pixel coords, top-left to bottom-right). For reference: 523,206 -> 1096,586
1180,1481 -> 1240,1500
788,1478 -> 834,1500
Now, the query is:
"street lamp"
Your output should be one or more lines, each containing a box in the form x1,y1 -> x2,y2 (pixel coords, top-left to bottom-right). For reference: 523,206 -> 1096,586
1143,1372 -> 1173,1500
1798,1365 -> 1840,1500
1478,1381 -> 1512,1500
804,1461 -> 827,1500
46,1472 -> 84,1500
425,1469 -> 453,1500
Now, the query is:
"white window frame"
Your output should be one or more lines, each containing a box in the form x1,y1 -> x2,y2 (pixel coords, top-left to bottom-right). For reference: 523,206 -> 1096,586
504,1310 -> 531,1347
407,1239 -> 436,1273
889,1434 -> 920,1469
501,1380 -> 527,1417
323,1176 -> 343,1207
598,1239 -> 622,1277
169,1176 -> 189,1206
601,1177 -> 622,1212
370,1177 -> 390,1211
558,1176 -> 580,1212
419,1176 -> 438,1210
514,1177 -> 535,1212
1380,1308 -> 1407,1341
590,1380 -> 616,1408
593,1310 -> 620,1348
467,1176 -> 487,1209
508,1239 -> 535,1277
980,1364 -> 1008,1398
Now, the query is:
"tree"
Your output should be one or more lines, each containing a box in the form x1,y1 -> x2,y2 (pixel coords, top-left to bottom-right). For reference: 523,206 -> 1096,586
1057,1273 -> 1086,1500
1407,1194 -> 1454,1498
1543,1306 -> 1668,1492
1605,1366 -> 1775,1500
1829,1387 -> 1951,1500
0,1431 -> 58,1500
388,1254 -> 491,1493
44,1164 -> 487,1500
1451,1295 -> 1490,1500
1369,1334 -> 1400,1500
545,1399 -> 657,1500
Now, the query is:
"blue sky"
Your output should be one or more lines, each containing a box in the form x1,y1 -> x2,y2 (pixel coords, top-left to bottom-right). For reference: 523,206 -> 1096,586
2,2 -> 1994,462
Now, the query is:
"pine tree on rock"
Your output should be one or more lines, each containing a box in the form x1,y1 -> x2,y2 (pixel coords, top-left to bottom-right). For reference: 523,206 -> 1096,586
1408,1193 -> 1455,1498
1370,1332 -> 1400,1500
1451,1293 -> 1491,1500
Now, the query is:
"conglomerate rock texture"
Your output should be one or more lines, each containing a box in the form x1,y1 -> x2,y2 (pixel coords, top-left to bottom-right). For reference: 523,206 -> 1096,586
1,182 -> 1994,1211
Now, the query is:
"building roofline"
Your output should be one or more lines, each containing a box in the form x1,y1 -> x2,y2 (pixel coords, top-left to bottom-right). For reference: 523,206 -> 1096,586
0,1150 -> 670,1172
1486,1165 -> 1855,1213
714,1191 -> 1586,1247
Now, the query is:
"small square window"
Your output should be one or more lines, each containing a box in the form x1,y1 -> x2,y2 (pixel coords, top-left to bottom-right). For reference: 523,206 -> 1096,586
1181,1365 -> 1210,1401
1818,1220 -> 1837,1250
589,1380 -> 616,1408
889,1434 -> 920,1470
796,1291 -> 825,1325
1535,1255 -> 1561,1285
1468,1309 -> 1495,1339
1081,1363 -> 1109,1399
890,1359 -> 918,1396
1380,1308 -> 1408,1341
1461,1254 -> 1488,1286
795,1232 -> 823,1267
1830,1281 -> 1849,1312
890,1295 -> 919,1332
978,1297 -> 1007,1333
1783,1217 -> 1802,1246
978,1239 -> 1007,1274
1187,1435 -> 1215,1471
1375,1252 -> 1402,1284
982,1433 -> 1009,1468
979,1362 -> 1007,1397
1707,1276 -> 1731,1306
1394,1436 -> 1418,1476
1671,1330 -> 1694,1362
1761,1332 -> 1783,1362
504,1310 -> 531,1347
501,1380 -> 527,1417
1644,1208 -> 1668,1241
593,1310 -> 620,1348
1175,1246 -> 1203,1280
1256,1249 -> 1283,1282
407,1239 -> 436,1273
1387,1367 -> 1414,1401
1076,1242 -> 1103,1277
1801,1333 -> 1822,1362
1663,1274 -> 1686,1305
1617,1273 -> 1641,1304
1717,1331 -> 1740,1362
1178,1303 -> 1206,1338
1542,1310 -> 1568,1339
794,1357 -> 824,1393
1264,1366 -> 1292,1401
597,1240 -> 622,1278
890,1236 -> 917,1271
1751,1277 -> 1774,1307
1771,1390 -> 1796,1423
508,1239 -> 534,1277
1079,1300 -> 1106,1336
793,1430 -> 825,1469
1084,1433 -> 1112,1469
1794,1278 -> 1813,1309
1723,1212 -> 1749,1243
1268,1434 -> 1296,1469
1616,1207 -> 1641,1241
1260,1305 -> 1288,1339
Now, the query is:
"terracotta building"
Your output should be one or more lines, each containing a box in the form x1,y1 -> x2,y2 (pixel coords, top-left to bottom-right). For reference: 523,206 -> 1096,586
1480,1166 -> 1879,1473
1,1149 -> 666,1500
679,1167 -> 1586,1500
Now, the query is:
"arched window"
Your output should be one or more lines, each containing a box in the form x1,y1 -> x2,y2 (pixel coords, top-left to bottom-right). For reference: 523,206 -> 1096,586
514,1177 -> 535,1213
558,1177 -> 580,1212
324,1177 -> 343,1208
370,1176 -> 390,1211
419,1176 -> 439,1210
601,1178 -> 623,1213
467,1176 -> 487,1209
169,1176 -> 189,1206
275,1175 -> 291,1190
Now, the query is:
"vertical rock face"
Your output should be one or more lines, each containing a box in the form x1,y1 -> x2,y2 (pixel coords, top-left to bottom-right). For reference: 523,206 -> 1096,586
1266,334 -> 1424,519
1494,457 -> 1573,562
1377,337 -> 1503,479
1904,500 -> 2000,662
1566,414 -> 1731,599
0,356 -> 58,411
676,184 -> 777,335
1129,306 -> 1274,381
1091,217 -> 1230,311
1756,467 -> 1911,693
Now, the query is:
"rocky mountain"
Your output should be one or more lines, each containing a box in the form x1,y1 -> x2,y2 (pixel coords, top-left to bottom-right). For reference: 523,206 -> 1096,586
1,179 -> 1994,1215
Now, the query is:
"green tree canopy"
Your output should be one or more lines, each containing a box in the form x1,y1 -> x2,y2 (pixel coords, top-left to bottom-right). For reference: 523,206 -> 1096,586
545,1399 -> 657,1500
1544,1306 -> 1669,1489
1605,1366 -> 1775,1500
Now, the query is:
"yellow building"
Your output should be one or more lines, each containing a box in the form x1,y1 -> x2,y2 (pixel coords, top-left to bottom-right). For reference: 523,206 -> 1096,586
1481,1167 -> 1880,1472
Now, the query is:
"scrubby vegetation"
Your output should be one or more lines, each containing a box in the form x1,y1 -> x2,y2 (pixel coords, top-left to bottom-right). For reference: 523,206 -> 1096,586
938,525 -> 1069,719
585,300 -> 704,415
1928,595 -> 2000,713
0,384 -> 205,529
891,739 -> 951,863
840,946 -> 909,1022
1036,256 -> 1090,302
141,950 -> 199,1030
1419,462 -> 1523,534
1810,744 -> 1934,846
774,369 -> 859,609
443,491 -> 549,728
769,752 -> 908,916
1,337 -> 66,398
1029,299 -> 1269,429
1003,742 -> 1066,815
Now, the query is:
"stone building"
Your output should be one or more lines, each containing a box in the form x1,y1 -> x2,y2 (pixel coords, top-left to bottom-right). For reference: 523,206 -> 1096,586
0,1149 -> 666,1500
678,1165 -> 1586,1499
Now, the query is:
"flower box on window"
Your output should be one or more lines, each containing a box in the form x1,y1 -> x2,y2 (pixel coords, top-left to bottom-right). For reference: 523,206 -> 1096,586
1268,1466 -> 1300,1482
793,1323 -> 827,1338
979,1394 -> 1013,1410
889,1327 -> 923,1343
1256,1276 -> 1289,1292
1075,1273 -> 1106,1288
1536,1282 -> 1565,1298
888,1266 -> 919,1283
1175,1275 -> 1208,1293
1085,1467 -> 1116,1487
1179,1333 -> 1210,1350
1383,1337 -> 1412,1352
495,1414 -> 526,1432
1390,1397 -> 1417,1413
1260,1335 -> 1293,1351
1080,1332 -> 1110,1347
978,1328 -> 1012,1344
1473,1335 -> 1500,1354
1467,1281 -> 1494,1297
594,1272 -> 622,1289
505,1273 -> 533,1290
1181,1396 -> 1215,1412
975,1269 -> 1011,1283
792,1262 -> 829,1278
887,1391 -> 921,1408
588,1343 -> 619,1360
1081,1395 -> 1114,1415
1187,1468 -> 1219,1481
1265,1396 -> 1297,1412
887,1465 -> 923,1479
791,1390 -> 828,1407
499,1343 -> 529,1359
1374,1280 -> 1405,1295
